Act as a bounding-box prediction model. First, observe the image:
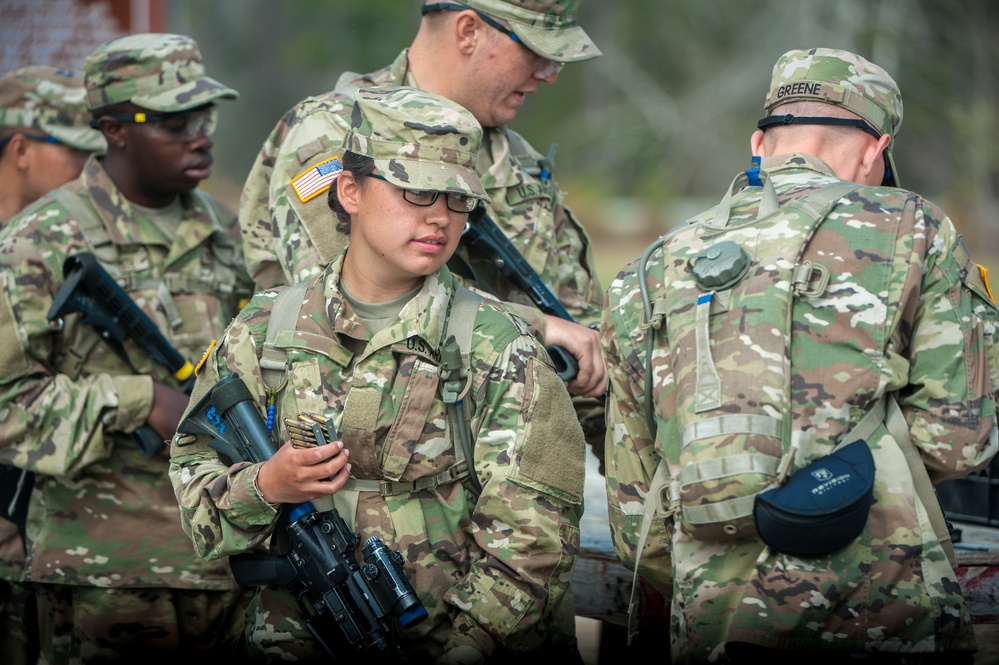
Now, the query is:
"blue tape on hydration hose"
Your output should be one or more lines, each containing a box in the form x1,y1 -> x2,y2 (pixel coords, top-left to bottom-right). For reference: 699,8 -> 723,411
697,293 -> 713,305
746,155 -> 763,186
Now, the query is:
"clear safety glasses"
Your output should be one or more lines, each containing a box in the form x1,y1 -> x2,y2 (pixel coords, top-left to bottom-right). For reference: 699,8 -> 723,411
92,105 -> 218,141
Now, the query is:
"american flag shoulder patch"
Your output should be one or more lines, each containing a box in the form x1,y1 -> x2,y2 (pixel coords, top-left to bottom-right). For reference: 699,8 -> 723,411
291,156 -> 343,203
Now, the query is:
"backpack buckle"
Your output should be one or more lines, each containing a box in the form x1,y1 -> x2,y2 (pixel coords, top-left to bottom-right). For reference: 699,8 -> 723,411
792,260 -> 830,298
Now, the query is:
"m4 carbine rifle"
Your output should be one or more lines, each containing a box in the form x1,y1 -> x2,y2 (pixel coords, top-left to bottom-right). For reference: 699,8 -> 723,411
177,373 -> 428,658
458,205 -> 583,381
47,252 -> 195,457
0,253 -> 194,527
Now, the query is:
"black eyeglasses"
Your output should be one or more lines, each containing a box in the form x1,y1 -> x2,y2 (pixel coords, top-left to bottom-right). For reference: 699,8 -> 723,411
91,105 -> 217,140
368,173 -> 478,213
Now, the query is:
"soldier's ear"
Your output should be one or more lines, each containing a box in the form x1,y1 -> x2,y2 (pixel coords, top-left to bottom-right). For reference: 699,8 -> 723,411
6,134 -> 33,169
860,133 -> 891,187
338,171 -> 360,216
453,10 -> 481,55
93,116 -> 127,149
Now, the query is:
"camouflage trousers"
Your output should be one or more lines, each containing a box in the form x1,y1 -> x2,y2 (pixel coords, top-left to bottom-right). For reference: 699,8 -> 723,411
243,586 -> 584,663
573,394 -> 606,476
0,579 -> 38,665
34,584 -> 253,664
241,587 -> 327,663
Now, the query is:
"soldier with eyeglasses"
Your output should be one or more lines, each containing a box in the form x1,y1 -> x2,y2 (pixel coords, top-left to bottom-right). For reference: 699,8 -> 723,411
0,34 -> 255,663
238,0 -> 609,484
172,85 -> 587,665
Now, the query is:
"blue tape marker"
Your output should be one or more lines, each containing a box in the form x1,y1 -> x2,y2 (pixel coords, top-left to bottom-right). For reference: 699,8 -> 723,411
746,155 -> 763,186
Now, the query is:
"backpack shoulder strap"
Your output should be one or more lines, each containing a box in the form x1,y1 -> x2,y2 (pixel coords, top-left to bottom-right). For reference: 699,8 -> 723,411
259,281 -> 310,429
48,189 -> 110,378
883,394 -> 957,567
333,71 -> 363,99
192,189 -> 222,227
51,187 -> 113,258
439,286 -> 485,498
443,286 -> 482,386
504,129 -> 542,170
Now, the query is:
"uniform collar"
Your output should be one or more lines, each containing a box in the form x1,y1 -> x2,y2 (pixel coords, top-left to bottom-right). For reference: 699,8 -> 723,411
81,155 -> 222,256
320,249 -> 459,366
476,129 -> 519,190
760,153 -> 839,178
387,49 -> 515,190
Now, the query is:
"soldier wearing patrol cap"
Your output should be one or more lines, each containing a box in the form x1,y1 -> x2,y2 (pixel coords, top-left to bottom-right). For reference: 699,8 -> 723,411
239,2 -> 608,497
0,63 -> 107,665
0,66 -> 106,224
172,85 -> 586,664
0,33 -> 254,663
602,47 -> 999,663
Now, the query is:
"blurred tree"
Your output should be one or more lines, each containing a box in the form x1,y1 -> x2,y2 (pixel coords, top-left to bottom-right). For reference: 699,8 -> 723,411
166,0 -> 418,195
164,0 -> 998,263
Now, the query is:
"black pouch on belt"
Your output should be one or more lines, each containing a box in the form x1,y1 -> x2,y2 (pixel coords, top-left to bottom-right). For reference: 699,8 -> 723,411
753,440 -> 875,557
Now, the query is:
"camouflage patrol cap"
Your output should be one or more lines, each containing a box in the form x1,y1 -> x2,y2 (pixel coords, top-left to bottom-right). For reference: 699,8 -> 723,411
0,66 -> 106,152
762,47 -> 903,186
83,33 -> 238,113
343,86 -> 490,202
426,0 -> 601,62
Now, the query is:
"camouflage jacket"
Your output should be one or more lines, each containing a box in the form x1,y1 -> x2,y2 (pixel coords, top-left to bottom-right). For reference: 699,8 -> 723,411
169,254 -> 586,659
237,49 -> 602,331
0,155 -> 253,590
0,521 -> 22,579
602,153 -> 999,661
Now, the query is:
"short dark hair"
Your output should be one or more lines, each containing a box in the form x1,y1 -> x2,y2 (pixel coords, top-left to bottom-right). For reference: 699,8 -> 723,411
0,129 -> 14,157
327,151 -> 376,235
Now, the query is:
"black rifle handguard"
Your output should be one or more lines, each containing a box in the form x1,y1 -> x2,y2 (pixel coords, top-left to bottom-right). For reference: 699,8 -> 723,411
47,252 -> 195,457
177,373 -> 428,657
460,206 -> 580,381
50,253 -> 193,380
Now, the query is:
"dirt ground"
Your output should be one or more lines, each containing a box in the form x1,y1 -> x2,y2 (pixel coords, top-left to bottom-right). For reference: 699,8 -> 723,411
975,625 -> 999,664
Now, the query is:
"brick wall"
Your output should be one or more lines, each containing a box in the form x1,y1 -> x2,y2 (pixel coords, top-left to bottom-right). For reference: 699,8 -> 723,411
1,0 -> 165,74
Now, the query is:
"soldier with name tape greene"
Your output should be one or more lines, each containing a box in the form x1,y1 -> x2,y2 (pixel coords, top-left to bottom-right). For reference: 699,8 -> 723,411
602,47 -> 999,663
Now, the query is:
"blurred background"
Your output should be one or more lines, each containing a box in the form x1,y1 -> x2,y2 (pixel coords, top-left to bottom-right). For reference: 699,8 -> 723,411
3,0 -> 997,284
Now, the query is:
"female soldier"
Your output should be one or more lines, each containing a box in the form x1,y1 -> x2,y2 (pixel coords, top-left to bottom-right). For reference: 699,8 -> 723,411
169,86 -> 586,664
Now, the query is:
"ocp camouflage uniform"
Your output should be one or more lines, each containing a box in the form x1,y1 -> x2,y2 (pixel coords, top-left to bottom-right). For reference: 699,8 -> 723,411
0,153 -> 254,657
603,151 -> 999,662
238,47 -> 606,472
170,251 -> 586,662
239,48 -> 600,329
0,64 -> 106,665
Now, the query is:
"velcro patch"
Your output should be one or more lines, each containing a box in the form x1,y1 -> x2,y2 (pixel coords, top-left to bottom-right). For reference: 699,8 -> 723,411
290,156 -> 342,203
